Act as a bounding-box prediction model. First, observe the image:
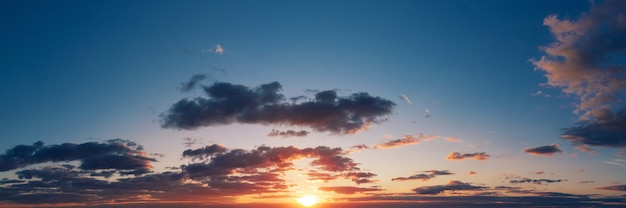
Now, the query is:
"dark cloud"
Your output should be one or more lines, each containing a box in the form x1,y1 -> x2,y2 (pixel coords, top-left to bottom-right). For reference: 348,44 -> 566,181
531,0 -> 626,149
182,144 -> 228,161
597,184 -> 626,192
0,141 -> 372,205
509,178 -> 565,185
579,180 -> 595,184
412,181 -> 486,195
161,81 -> 395,134
523,144 -> 562,156
0,139 -> 153,175
562,107 -> 626,149
180,74 -> 209,92
318,186 -> 383,195
446,152 -> 490,161
267,129 -> 309,138
392,170 -> 454,182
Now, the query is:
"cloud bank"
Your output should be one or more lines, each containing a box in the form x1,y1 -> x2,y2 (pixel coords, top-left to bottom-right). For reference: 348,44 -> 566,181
532,0 -> 626,150
161,81 -> 395,134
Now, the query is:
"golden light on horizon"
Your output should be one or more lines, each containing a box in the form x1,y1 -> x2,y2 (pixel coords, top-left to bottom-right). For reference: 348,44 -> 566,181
296,194 -> 319,207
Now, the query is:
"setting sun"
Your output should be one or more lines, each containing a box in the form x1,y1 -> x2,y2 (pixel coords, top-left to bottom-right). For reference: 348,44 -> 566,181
297,195 -> 319,207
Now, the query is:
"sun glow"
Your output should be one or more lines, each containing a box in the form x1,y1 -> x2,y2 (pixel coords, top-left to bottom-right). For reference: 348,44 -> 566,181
297,194 -> 319,207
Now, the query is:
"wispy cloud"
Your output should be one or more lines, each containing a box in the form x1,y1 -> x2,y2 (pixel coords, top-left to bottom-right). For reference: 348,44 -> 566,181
179,74 -> 209,92
399,94 -> 412,104
267,129 -> 309,138
318,186 -> 383,194
531,90 -> 551,97
509,178 -> 565,185
446,152 -> 490,161
392,170 -> 454,182
597,184 -> 626,192
373,134 -> 461,149
202,44 -> 224,54
161,81 -> 395,134
523,144 -> 562,156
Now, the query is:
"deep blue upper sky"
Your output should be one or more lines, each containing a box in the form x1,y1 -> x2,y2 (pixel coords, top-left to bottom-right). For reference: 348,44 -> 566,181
1,0 -> 625,207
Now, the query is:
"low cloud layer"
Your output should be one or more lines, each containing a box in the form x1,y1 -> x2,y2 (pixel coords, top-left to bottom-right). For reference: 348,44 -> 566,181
510,178 -> 565,185
531,0 -> 626,149
596,184 -> 626,192
0,141 -> 372,205
446,152 -> 490,161
161,81 -> 395,134
523,144 -> 562,156
318,186 -> 383,195
412,181 -> 485,195
392,170 -> 454,182
0,139 -> 154,175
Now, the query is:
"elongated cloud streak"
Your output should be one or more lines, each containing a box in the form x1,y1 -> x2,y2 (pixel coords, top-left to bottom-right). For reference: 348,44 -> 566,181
446,152 -> 490,161
523,144 -> 562,156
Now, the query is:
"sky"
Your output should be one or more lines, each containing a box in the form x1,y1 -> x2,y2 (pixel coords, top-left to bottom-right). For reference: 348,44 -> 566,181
1,0 -> 626,207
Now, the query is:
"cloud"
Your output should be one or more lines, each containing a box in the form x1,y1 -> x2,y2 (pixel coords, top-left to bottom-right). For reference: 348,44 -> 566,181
180,74 -> 209,92
579,180 -> 595,184
202,44 -> 224,54
510,178 -> 565,185
373,134 -> 460,149
597,184 -> 626,192
304,171 -> 337,182
161,81 -> 395,134
400,94 -> 412,104
531,90 -> 551,97
562,108 -> 626,149
468,171 -> 477,175
523,144 -> 562,156
391,170 -> 454,182
412,181 -> 486,195
343,171 -> 378,184
0,139 -> 154,175
181,144 -> 228,161
215,44 -> 224,54
267,129 -> 309,138
446,152 -> 490,161
531,0 -> 626,149
0,141 -> 374,205
318,186 -> 383,195
373,135 -> 419,149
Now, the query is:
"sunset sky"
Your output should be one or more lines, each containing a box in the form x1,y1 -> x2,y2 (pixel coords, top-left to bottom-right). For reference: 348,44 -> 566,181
1,0 -> 626,207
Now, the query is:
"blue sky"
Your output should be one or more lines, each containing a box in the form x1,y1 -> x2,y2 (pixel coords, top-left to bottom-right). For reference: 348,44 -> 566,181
1,0 -> 625,207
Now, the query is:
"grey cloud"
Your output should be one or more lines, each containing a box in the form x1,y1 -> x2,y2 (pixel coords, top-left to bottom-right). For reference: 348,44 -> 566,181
267,129 -> 309,138
412,180 -> 486,195
523,144 -> 562,156
510,178 -> 565,185
161,81 -> 395,134
392,170 -> 454,182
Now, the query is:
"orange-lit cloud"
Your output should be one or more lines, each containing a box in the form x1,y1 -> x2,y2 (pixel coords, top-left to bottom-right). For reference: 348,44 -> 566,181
318,186 -> 383,194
